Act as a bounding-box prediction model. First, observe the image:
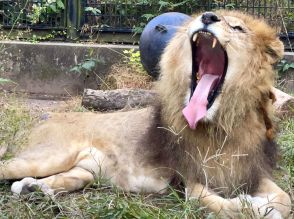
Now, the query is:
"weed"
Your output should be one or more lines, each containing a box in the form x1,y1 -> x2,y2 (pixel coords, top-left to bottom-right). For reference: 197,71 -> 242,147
102,64 -> 153,90
0,78 -> 15,84
276,59 -> 294,78
0,93 -> 33,159
28,0 -> 65,24
123,49 -> 145,75
277,117 -> 294,197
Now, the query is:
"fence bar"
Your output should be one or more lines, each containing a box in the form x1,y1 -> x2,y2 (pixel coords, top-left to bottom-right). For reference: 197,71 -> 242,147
66,0 -> 82,40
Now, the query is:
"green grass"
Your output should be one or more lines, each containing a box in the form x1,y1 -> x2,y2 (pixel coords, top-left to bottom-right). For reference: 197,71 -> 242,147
0,94 -> 293,218
0,181 -> 206,218
277,117 -> 294,202
0,94 -> 33,160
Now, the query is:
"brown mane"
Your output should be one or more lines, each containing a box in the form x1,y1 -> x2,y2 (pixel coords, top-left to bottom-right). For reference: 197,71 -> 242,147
141,10 -> 284,197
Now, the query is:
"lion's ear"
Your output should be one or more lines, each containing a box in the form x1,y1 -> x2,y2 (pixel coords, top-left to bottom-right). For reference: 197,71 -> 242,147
266,38 -> 284,63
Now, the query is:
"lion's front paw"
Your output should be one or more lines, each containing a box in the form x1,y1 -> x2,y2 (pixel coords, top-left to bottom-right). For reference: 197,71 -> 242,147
11,177 -> 54,196
250,196 -> 283,219
228,195 -> 282,219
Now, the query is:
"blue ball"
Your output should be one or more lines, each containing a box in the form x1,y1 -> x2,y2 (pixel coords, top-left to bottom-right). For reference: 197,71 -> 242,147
139,12 -> 191,78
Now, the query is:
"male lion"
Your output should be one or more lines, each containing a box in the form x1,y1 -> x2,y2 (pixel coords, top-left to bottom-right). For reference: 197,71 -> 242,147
0,11 -> 291,218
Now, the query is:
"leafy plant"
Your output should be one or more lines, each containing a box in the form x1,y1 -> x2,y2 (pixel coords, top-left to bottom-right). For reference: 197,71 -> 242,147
28,0 -> 65,24
123,49 -> 145,74
70,48 -> 108,87
70,59 -> 98,75
0,78 -> 14,84
276,59 -> 294,77
0,94 -> 32,159
277,117 -> 294,195
85,7 -> 101,16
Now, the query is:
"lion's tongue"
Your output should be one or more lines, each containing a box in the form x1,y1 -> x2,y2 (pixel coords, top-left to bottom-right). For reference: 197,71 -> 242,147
182,74 -> 219,129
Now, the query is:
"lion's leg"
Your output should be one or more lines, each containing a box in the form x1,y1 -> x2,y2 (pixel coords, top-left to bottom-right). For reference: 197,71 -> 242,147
0,152 -> 77,180
11,166 -> 94,195
10,147 -> 112,195
189,183 -> 231,214
252,177 -> 291,218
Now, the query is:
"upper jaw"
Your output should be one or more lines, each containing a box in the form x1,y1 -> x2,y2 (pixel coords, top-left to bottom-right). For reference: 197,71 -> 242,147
188,15 -> 220,41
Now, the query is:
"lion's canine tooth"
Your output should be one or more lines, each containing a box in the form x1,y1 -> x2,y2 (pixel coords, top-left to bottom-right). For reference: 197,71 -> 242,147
212,38 -> 217,48
196,72 -> 200,81
193,33 -> 198,42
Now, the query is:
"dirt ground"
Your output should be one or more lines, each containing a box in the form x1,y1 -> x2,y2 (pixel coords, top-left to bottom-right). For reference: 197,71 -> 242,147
24,96 -> 85,115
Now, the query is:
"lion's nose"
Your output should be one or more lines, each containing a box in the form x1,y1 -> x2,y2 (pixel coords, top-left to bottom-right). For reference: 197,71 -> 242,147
201,12 -> 220,25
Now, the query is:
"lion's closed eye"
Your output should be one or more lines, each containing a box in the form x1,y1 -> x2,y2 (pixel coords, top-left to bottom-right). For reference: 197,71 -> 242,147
224,16 -> 247,33
231,25 -> 245,32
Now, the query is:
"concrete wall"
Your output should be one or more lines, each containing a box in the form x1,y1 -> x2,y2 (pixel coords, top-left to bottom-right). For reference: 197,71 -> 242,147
0,41 -> 293,97
282,52 -> 294,93
0,41 -> 137,97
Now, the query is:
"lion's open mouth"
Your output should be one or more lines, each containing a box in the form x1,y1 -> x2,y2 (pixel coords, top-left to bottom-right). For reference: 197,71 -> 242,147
183,30 -> 228,129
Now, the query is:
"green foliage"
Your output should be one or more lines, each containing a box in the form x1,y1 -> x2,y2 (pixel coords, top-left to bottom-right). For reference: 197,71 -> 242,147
85,7 -> 101,16
0,78 -> 15,84
27,30 -> 67,43
70,48 -> 104,86
0,183 -> 206,218
28,0 -> 65,24
278,117 -> 294,181
70,59 -> 97,73
70,59 -> 97,74
158,0 -> 191,11
276,59 -> 294,78
0,94 -> 32,159
123,49 -> 145,74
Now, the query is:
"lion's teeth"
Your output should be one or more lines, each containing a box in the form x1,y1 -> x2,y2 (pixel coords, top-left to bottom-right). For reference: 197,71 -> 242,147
196,72 -> 200,81
212,38 -> 217,48
193,33 -> 198,42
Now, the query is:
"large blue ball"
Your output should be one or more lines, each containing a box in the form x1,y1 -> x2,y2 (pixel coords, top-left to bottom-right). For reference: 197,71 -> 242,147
139,12 -> 191,78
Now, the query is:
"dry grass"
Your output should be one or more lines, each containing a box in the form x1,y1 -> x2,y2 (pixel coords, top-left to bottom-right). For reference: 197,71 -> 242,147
0,92 -> 33,159
101,64 -> 154,90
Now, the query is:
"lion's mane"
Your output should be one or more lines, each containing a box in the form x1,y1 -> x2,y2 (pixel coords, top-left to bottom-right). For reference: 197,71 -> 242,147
142,11 -> 284,197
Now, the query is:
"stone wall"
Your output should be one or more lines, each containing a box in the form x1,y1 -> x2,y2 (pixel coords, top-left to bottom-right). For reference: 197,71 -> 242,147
0,41 -> 293,98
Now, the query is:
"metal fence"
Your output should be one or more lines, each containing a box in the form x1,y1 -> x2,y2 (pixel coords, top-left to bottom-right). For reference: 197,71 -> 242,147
84,0 -> 294,34
0,0 -> 294,40
0,0 -> 66,29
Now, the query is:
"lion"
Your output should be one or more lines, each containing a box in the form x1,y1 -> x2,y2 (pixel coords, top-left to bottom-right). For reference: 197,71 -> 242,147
0,10 -> 291,218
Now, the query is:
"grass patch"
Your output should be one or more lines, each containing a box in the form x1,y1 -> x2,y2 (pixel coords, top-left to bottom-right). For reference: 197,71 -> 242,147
101,64 -> 154,90
0,93 -> 33,159
0,181 -> 206,218
277,117 -> 294,202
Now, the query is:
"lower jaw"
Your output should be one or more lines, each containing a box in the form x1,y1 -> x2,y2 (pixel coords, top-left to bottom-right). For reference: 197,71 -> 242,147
204,97 -> 220,121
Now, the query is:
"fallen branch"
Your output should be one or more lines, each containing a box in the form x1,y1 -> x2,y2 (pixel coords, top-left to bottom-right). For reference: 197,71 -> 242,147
82,89 -> 157,111
82,88 -> 294,117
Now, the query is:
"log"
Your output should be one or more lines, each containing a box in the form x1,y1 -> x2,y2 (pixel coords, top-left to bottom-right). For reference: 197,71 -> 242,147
272,88 -> 294,117
82,89 -> 157,111
82,88 -> 294,117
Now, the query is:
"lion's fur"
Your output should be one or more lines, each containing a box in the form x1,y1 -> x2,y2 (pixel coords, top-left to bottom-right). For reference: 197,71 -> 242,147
153,10 -> 283,196
0,10 -> 291,218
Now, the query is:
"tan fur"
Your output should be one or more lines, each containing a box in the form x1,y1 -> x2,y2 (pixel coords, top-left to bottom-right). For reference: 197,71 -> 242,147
0,11 -> 291,218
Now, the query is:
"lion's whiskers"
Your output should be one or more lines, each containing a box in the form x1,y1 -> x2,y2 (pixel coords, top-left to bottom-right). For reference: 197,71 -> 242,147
158,124 -> 187,136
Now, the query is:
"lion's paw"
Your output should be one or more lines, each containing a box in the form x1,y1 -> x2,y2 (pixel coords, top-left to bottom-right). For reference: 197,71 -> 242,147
11,177 -> 54,196
229,195 -> 282,219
